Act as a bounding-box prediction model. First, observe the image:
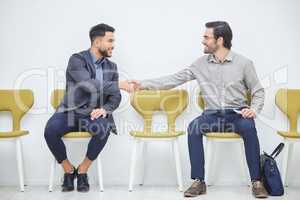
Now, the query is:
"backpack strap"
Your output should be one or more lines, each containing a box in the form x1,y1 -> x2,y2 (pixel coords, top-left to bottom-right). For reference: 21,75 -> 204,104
270,143 -> 285,159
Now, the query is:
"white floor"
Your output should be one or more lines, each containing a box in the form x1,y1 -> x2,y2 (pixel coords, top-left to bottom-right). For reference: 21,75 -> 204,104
0,185 -> 298,200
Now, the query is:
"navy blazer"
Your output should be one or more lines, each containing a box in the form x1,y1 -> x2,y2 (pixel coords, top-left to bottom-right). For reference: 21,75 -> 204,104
56,50 -> 121,134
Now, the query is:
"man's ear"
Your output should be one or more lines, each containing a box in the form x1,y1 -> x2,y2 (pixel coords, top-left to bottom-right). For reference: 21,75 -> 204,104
94,37 -> 103,45
217,37 -> 224,46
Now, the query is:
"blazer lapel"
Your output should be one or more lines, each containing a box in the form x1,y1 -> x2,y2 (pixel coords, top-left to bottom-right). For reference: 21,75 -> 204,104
82,50 -> 96,78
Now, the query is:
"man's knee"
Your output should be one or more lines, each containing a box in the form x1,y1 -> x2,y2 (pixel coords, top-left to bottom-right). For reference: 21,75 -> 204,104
188,118 -> 198,135
188,116 -> 207,137
44,116 -> 65,141
237,118 -> 257,137
86,118 -> 111,138
44,122 -> 58,141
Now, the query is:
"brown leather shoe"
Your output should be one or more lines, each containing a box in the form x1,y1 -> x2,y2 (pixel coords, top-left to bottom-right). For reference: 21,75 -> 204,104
252,181 -> 268,198
184,180 -> 207,197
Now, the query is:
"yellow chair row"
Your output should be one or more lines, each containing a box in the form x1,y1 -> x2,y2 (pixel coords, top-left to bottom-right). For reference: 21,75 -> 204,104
0,88 -> 299,191
1,89 -> 299,139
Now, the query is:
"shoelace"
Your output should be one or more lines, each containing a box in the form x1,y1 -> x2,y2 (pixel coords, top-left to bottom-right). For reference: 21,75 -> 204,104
252,181 -> 263,189
78,174 -> 89,185
191,180 -> 202,188
62,173 -> 74,186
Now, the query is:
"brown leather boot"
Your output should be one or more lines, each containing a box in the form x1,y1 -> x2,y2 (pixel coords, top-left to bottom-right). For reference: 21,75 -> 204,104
184,180 -> 207,197
252,181 -> 268,198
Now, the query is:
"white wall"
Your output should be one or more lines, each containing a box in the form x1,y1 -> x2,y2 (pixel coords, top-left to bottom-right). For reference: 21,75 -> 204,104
0,0 -> 300,187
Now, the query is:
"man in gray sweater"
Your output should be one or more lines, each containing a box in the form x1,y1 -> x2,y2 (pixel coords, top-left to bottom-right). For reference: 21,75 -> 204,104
123,21 -> 268,198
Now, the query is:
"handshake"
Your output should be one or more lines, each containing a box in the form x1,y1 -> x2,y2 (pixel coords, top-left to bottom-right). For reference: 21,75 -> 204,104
118,80 -> 141,93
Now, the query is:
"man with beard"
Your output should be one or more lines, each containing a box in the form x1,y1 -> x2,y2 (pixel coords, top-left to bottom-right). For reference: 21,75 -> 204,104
125,21 -> 268,198
44,23 -> 132,192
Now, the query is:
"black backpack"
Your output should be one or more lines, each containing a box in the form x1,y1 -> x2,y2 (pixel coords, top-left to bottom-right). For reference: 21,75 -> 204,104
260,143 -> 285,196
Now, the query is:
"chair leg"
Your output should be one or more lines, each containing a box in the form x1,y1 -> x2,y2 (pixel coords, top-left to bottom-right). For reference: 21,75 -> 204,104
210,141 -> 218,185
173,139 -> 183,192
16,138 -> 25,192
97,157 -> 104,192
20,139 -> 27,187
48,157 -> 56,192
129,139 -> 139,192
280,139 -> 289,187
240,141 -> 250,186
204,139 -> 211,186
139,141 -> 146,186
205,139 -> 216,186
285,142 -> 294,187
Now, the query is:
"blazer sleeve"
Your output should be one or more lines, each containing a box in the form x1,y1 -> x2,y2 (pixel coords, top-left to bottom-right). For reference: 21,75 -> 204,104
66,54 -> 119,95
102,64 -> 122,114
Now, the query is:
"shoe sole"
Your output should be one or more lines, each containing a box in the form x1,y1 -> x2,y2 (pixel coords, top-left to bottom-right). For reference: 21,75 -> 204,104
254,194 -> 268,199
77,189 -> 90,193
184,191 -> 206,197
62,187 -> 74,192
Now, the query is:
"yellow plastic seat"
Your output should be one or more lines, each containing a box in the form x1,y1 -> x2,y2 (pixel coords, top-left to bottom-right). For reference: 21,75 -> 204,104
275,88 -> 300,186
50,89 -> 92,138
0,130 -> 29,138
0,89 -> 34,192
275,89 -> 300,138
130,131 -> 185,138
128,89 -> 188,192
205,132 -> 241,139
48,89 -> 104,192
277,131 -> 300,139
198,91 -> 252,185
198,92 -> 251,139
130,90 -> 188,138
63,131 -> 92,138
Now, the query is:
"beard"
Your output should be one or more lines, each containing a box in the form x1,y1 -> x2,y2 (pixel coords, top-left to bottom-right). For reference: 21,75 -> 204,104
98,47 -> 111,58
203,48 -> 211,54
203,45 -> 218,54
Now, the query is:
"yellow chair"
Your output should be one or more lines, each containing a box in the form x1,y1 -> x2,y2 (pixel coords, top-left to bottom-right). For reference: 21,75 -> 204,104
128,90 -> 188,192
198,93 -> 251,186
48,89 -> 104,192
0,89 -> 34,191
275,88 -> 300,186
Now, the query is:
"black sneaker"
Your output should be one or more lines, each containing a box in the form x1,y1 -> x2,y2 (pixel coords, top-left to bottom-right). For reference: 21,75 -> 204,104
77,173 -> 90,192
61,167 -> 77,192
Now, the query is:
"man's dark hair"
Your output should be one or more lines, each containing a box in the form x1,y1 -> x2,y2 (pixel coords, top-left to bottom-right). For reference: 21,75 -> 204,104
89,23 -> 115,44
205,21 -> 232,49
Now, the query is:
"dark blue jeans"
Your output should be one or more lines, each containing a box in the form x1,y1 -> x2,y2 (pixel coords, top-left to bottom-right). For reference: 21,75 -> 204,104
187,110 -> 261,181
44,111 -> 111,163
